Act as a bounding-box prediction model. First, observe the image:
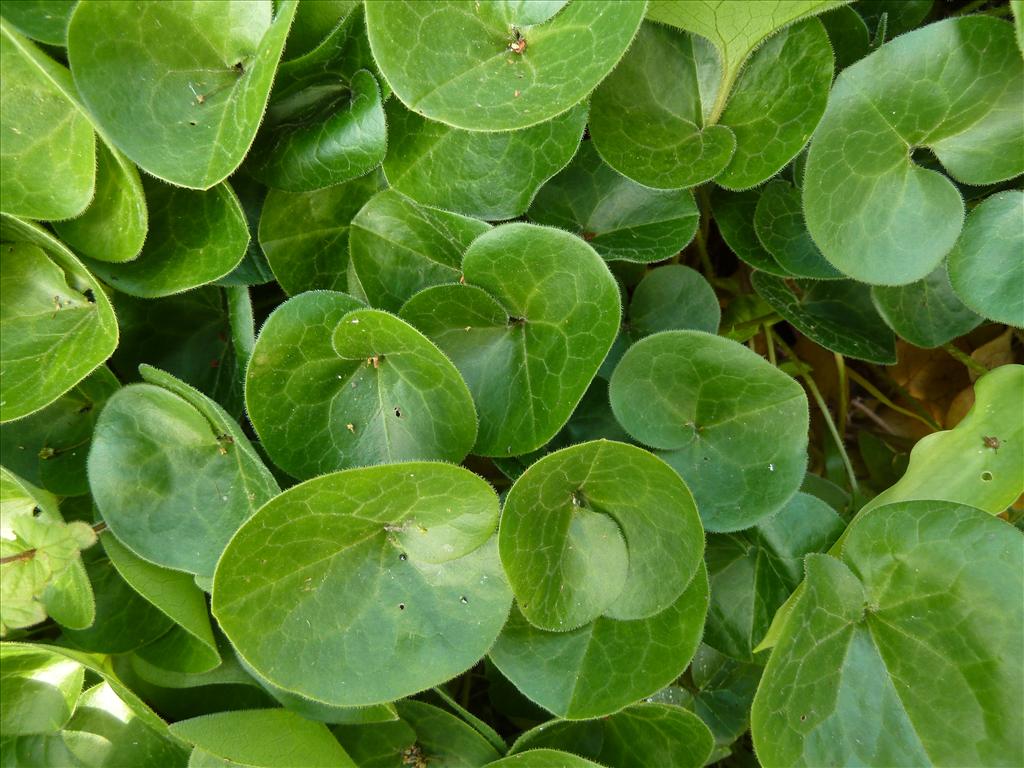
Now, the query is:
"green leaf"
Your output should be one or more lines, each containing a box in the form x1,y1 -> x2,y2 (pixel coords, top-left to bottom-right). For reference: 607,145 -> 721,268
511,703 -> 714,768
103,533 -> 221,675
89,366 -> 279,578
0,366 -> 119,497
0,217 -> 118,423
646,0 -> 846,121
609,331 -> 809,532
499,440 -> 704,630
0,0 -> 77,45
83,177 -> 249,299
589,22 -> 736,190
686,645 -> 763,747
400,223 -> 620,457
704,492 -> 844,661
856,0 -> 934,38
861,364 -> 1024,517
283,0 -> 357,60
0,20 -> 95,220
751,501 -> 1024,767
383,99 -> 586,221
212,462 -> 511,707
0,644 -> 84,735
751,273 -> 897,364
248,8 -> 386,192
246,294 -> 477,479
753,180 -> 842,279
947,190 -> 1024,328
803,16 -> 1024,285
528,142 -> 700,264
709,187 -> 792,276
489,563 -> 709,720
65,681 -> 190,768
60,545 -> 176,654
819,4 -> 869,70
365,0 -> 645,132
349,189 -> 490,313
258,172 -> 383,295
52,141 -> 148,264
171,710 -> 356,768
68,0 -> 297,188
628,265 -> 720,338
871,263 -> 982,349
486,750 -> 605,768
713,18 -> 834,190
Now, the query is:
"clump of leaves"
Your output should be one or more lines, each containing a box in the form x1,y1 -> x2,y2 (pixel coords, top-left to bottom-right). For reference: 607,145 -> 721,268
1,1 -> 1022,767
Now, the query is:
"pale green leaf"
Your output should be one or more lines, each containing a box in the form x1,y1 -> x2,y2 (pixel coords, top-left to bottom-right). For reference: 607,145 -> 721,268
0,644 -> 84,735
365,0 -> 645,131
212,463 -> 512,707
609,331 -> 808,532
67,0 -> 297,189
628,265 -> 720,338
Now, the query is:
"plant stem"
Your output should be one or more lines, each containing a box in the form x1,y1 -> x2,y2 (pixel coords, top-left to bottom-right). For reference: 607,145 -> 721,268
226,286 -> 256,375
835,353 -> 849,437
772,332 -> 859,494
845,368 -> 939,431
942,342 -> 989,375
765,325 -> 777,366
0,522 -> 107,565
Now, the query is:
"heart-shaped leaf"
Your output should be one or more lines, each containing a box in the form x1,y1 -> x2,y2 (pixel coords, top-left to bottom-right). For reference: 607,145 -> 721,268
803,16 -> 1024,285
589,22 -> 736,190
258,173 -> 383,295
751,273 -> 897,364
871,264 -> 982,349
350,189 -> 490,313
400,223 -> 620,457
246,294 -> 478,479
365,0 -> 645,132
687,644 -> 764,748
751,500 -> 1024,767
512,703 -> 715,768
52,141 -> 148,264
383,99 -> 586,221
0,21 -> 95,220
753,180 -> 842,279
68,0 -> 297,189
528,142 -> 700,263
947,190 -> 1024,328
0,217 -> 118,423
172,709 -> 356,767
488,751 -> 606,768
248,8 -> 386,192
609,331 -> 809,532
710,188 -> 792,276
89,366 -> 280,578
704,492 -> 844,661
0,366 -> 118,497
83,177 -> 249,298
499,440 -> 704,630
489,563 -> 708,719
212,462 -> 512,707
628,265 -> 721,338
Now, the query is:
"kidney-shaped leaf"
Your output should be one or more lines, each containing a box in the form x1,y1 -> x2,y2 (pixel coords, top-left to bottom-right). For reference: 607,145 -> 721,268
871,263 -> 982,349
751,500 -> 1024,767
246,294 -> 477,479
365,0 -> 645,131
628,265 -> 721,338
610,331 -> 808,532
68,0 -> 297,189
487,750 -> 605,768
512,703 -> 715,768
89,366 -> 280,578
499,440 -> 704,631
0,21 -> 95,221
383,99 -> 586,221
212,462 -> 512,707
0,217 -> 118,423
803,16 -> 1024,285
528,142 -> 700,264
489,563 -> 709,720
401,223 -> 620,457
753,180 -> 842,279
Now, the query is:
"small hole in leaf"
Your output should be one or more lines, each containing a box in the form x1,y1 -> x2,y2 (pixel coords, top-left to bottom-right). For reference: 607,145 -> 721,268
981,471 -> 993,482
83,289 -> 95,303
398,603 -> 406,611
800,715 -> 807,722
398,553 -> 407,561
32,506 -> 42,517
394,407 -> 402,418
189,120 -> 197,126
460,596 -> 468,604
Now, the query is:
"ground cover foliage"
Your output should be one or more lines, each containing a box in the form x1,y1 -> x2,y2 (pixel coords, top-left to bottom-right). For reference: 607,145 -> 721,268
0,0 -> 1022,766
